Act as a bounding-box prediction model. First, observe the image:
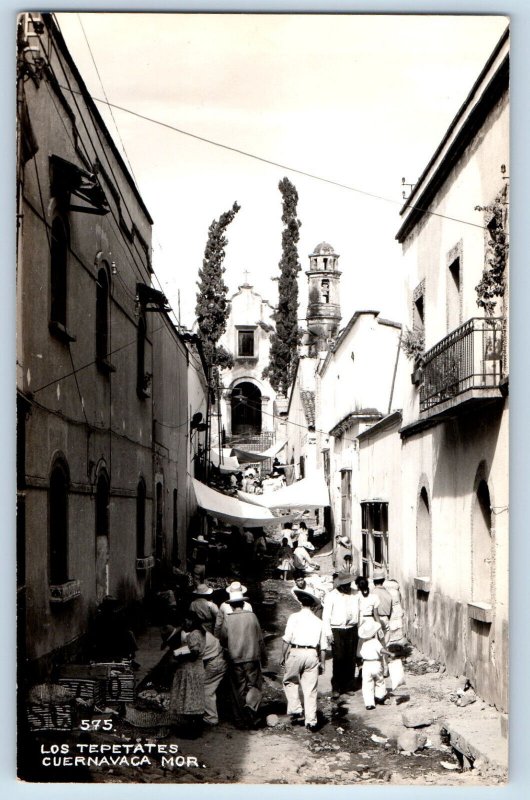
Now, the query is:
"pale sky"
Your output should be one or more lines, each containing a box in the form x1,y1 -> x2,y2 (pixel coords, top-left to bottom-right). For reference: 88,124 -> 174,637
56,12 -> 508,329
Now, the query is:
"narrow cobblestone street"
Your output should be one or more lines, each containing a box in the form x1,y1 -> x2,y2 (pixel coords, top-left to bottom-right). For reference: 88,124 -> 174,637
24,553 -> 507,785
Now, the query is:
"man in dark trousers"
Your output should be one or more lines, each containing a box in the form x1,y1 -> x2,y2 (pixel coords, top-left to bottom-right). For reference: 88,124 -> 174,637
322,573 -> 360,699
218,591 -> 268,727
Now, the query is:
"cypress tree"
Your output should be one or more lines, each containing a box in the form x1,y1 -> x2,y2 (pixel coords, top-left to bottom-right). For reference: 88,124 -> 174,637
264,177 -> 302,395
195,201 -> 240,373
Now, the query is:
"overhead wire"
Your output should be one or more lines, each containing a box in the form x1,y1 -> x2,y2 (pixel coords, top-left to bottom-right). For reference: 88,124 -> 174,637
51,13 -> 180,307
71,13 -> 179,312
31,16 -> 161,292
231,394 -> 361,447
54,84 -> 506,237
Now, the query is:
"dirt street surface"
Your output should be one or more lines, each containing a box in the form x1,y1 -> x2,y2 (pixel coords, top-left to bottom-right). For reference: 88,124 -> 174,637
22,571 -> 507,785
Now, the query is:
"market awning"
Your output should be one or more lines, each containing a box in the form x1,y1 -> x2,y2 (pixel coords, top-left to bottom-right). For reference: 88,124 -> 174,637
192,479 -> 279,527
230,439 -> 287,464
236,473 -> 330,510
210,448 -> 241,474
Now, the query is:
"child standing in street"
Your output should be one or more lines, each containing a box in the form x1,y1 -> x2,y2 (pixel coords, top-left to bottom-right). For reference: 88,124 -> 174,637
277,537 -> 294,581
357,619 -> 392,710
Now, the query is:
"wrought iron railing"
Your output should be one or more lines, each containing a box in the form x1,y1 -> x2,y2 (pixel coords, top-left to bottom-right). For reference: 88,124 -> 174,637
419,317 -> 504,413
225,431 -> 275,451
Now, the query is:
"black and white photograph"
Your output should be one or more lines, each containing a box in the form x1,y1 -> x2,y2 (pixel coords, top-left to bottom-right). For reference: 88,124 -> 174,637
15,10 -> 509,785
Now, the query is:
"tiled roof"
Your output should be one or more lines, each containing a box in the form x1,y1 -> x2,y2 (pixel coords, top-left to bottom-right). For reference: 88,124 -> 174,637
300,390 -> 316,429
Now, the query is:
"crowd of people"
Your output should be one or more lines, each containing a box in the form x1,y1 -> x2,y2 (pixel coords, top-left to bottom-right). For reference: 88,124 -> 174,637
132,517 -> 406,738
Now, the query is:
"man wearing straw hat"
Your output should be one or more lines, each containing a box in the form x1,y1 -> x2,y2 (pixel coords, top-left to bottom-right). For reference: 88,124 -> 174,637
189,583 -> 219,634
214,581 -> 253,638
218,591 -> 268,727
322,572 -> 360,699
281,588 -> 326,732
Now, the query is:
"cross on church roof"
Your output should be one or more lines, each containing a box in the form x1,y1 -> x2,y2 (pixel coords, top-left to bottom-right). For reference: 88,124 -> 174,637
243,269 -> 251,284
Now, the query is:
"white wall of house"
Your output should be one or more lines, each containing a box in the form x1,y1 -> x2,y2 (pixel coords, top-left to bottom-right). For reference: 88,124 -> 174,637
316,311 -> 404,562
394,31 -> 509,710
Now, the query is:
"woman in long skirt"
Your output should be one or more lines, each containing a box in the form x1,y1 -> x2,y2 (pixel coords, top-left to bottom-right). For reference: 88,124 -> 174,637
169,613 -> 206,736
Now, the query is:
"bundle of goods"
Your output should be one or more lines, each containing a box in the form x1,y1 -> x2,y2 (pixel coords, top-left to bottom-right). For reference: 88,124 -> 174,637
58,662 -> 135,706
27,683 -> 76,731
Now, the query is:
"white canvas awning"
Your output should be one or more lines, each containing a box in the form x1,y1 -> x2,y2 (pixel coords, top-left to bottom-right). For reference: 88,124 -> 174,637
192,479 -> 278,527
210,448 -> 241,474
236,473 -> 330,510
231,439 -> 287,464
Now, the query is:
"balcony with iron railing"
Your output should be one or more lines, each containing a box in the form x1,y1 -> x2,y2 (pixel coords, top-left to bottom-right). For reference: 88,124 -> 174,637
418,317 -> 504,417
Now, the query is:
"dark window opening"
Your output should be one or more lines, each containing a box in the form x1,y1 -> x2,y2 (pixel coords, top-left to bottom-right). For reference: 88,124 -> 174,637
137,314 -> 149,397
136,478 -> 146,559
49,460 -> 69,585
50,217 -> 68,327
95,472 -> 110,537
238,330 -> 255,357
155,481 -> 164,562
361,501 -> 389,574
172,488 -> 179,564
447,256 -> 462,332
96,266 -> 110,365
413,294 -> 424,331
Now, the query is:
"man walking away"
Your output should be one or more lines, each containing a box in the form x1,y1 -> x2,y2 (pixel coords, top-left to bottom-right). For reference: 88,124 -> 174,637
281,589 -> 326,733
218,592 -> 268,727
322,573 -> 360,699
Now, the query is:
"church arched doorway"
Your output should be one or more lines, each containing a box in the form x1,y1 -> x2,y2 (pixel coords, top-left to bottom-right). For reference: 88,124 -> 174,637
231,382 -> 262,436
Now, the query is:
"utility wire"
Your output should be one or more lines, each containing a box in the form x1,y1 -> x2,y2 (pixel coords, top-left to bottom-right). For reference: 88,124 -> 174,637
231,394 -> 363,447
75,13 -> 139,189
31,17 -> 163,292
56,84 -> 506,236
31,322 -> 166,394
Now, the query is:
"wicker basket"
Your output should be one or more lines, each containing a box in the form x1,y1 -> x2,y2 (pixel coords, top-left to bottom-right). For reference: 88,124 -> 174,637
124,705 -> 172,728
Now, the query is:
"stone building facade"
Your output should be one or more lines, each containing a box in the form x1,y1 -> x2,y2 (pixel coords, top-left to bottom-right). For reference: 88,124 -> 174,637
16,13 -> 206,677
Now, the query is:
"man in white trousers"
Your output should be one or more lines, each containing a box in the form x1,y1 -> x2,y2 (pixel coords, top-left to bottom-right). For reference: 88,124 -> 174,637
280,589 -> 326,732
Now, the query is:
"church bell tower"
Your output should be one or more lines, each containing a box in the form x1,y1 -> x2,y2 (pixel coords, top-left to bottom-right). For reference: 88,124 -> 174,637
306,241 -> 341,351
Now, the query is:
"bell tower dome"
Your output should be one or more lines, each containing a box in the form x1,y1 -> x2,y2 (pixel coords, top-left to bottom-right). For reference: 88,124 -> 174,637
306,241 -> 341,351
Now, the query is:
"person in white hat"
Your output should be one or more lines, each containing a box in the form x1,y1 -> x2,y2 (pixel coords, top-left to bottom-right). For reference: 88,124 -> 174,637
218,594 -> 267,728
357,619 -> 392,710
189,584 -> 219,634
214,582 -> 253,638
281,590 -> 326,732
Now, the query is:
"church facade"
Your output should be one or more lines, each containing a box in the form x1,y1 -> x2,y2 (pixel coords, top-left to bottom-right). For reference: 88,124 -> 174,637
218,281 -> 278,445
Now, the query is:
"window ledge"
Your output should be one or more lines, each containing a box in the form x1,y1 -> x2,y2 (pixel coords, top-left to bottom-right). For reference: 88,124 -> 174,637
235,355 -> 258,361
49,579 -> 81,603
96,357 -> 116,375
136,555 -> 155,571
468,601 -> 492,623
49,320 -> 76,343
414,576 -> 431,592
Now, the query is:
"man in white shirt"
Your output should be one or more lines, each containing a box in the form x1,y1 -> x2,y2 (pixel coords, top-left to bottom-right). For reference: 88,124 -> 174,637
293,543 -> 319,574
281,590 -> 326,732
322,573 -> 360,699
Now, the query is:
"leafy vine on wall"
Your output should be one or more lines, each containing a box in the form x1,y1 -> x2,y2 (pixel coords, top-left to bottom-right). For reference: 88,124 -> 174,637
475,189 -> 508,316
